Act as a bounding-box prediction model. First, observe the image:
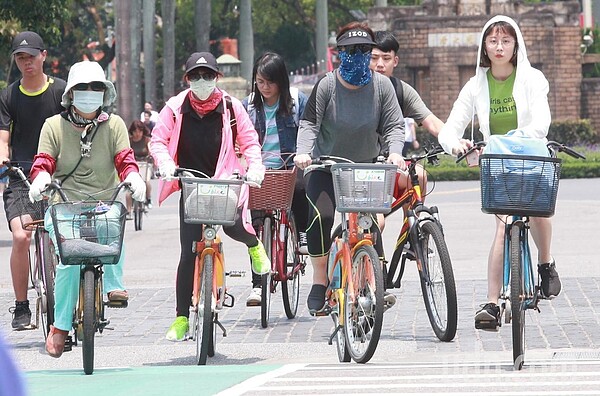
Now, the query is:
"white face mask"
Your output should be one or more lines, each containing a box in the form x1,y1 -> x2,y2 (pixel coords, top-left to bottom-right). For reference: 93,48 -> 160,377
72,90 -> 104,113
190,79 -> 216,100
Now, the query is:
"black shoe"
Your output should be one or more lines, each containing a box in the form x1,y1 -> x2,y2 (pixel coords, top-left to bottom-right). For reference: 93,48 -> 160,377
539,261 -> 561,298
307,284 -> 327,315
9,300 -> 31,330
474,302 -> 500,331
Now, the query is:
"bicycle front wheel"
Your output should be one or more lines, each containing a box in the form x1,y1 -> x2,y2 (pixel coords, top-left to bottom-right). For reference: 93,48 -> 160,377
82,267 -> 96,375
343,244 -> 384,363
510,223 -> 526,370
40,231 -> 57,338
260,216 -> 273,329
418,221 -> 458,342
195,254 -> 213,365
281,211 -> 300,319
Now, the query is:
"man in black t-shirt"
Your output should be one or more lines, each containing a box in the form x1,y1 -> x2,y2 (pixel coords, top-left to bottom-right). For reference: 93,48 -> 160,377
0,31 -> 66,330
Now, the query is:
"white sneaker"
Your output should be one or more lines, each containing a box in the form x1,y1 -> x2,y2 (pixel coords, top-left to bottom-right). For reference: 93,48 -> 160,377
246,287 -> 262,306
298,232 -> 309,255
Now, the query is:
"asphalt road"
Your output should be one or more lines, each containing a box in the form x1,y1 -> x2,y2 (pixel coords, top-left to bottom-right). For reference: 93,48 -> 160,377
1,177 -> 599,395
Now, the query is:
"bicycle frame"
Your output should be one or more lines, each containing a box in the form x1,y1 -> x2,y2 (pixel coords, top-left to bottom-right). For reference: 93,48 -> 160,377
192,229 -> 228,313
501,216 -> 537,311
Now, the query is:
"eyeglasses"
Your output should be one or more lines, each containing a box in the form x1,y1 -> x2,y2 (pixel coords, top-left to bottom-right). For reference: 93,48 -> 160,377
338,44 -> 373,55
255,78 -> 276,88
485,38 -> 515,48
72,82 -> 106,92
187,72 -> 216,82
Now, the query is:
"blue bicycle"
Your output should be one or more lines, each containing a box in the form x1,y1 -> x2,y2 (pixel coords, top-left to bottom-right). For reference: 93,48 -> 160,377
459,140 -> 585,370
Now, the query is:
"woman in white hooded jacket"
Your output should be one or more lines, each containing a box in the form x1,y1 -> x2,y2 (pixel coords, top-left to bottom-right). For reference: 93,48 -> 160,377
438,15 -> 560,330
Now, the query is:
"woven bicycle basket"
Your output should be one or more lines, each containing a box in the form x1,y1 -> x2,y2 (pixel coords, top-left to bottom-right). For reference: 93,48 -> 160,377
180,177 -> 242,226
480,154 -> 561,217
50,201 -> 127,266
248,168 -> 296,210
331,163 -> 397,214
14,179 -> 48,229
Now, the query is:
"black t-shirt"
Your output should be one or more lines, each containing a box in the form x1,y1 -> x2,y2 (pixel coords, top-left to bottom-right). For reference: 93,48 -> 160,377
130,136 -> 150,160
177,95 -> 224,177
0,76 -> 66,173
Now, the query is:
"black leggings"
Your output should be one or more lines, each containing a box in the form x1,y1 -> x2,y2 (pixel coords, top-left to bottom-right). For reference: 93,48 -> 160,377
176,195 -> 257,317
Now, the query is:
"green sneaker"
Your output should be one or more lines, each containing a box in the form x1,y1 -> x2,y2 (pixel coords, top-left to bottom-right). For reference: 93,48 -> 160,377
248,241 -> 270,275
165,316 -> 189,342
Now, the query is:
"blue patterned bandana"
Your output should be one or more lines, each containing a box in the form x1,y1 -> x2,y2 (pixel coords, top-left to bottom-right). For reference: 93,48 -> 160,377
338,50 -> 372,86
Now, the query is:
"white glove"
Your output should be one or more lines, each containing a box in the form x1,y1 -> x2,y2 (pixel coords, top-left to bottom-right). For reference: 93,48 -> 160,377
29,172 -> 51,202
159,160 -> 176,181
246,168 -> 264,186
125,172 -> 147,202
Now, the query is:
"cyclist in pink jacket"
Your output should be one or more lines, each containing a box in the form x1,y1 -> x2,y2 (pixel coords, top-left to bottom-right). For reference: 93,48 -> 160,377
150,52 -> 268,342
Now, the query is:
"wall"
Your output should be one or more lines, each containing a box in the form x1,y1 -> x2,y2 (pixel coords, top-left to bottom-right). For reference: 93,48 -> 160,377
368,1 -> 591,130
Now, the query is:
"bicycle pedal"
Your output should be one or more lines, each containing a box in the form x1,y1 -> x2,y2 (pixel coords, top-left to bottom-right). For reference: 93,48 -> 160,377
15,324 -> 36,331
475,320 -> 500,332
312,305 -> 332,317
63,336 -> 73,352
106,300 -> 128,308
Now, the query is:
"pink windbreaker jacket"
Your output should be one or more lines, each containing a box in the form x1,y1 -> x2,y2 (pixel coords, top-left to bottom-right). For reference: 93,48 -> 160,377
150,88 -> 265,233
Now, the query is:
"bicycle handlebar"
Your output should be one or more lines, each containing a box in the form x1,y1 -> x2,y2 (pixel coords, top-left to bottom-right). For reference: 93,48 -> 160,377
546,141 -> 586,160
455,142 -> 487,163
44,180 -> 131,203
171,167 -> 260,187
455,140 -> 586,163
1,161 -> 30,187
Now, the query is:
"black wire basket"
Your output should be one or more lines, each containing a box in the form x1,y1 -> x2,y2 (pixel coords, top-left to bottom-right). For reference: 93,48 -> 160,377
480,154 -> 561,217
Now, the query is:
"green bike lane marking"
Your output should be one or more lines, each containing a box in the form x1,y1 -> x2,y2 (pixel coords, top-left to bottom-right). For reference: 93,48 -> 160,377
26,364 -> 282,396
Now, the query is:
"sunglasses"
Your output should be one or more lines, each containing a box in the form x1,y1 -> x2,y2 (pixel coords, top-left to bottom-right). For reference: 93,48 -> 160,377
72,82 -> 106,92
187,72 -> 217,82
338,44 -> 373,55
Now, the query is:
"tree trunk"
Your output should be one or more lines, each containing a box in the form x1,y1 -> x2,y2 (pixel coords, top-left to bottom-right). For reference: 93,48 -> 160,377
195,0 -> 211,52
115,0 -> 133,123
315,0 -> 328,74
161,0 -> 176,102
131,0 -> 143,123
239,0 -> 254,83
143,0 -> 156,107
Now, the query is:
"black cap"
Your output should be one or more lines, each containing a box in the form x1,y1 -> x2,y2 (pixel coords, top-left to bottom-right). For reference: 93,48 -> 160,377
12,31 -> 45,56
336,28 -> 376,47
185,52 -> 220,74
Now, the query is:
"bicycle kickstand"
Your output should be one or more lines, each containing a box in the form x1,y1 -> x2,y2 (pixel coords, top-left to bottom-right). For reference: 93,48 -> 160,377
328,324 -> 343,346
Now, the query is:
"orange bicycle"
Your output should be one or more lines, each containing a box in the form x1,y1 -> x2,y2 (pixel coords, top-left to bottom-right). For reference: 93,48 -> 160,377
176,168 -> 246,365
305,156 -> 394,363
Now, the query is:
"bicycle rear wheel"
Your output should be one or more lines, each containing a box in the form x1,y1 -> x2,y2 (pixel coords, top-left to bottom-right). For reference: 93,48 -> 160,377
418,221 -> 458,342
281,211 -> 300,319
260,216 -> 273,328
195,254 -> 213,365
133,201 -> 143,231
82,267 -> 96,375
510,223 -> 526,370
343,244 -> 384,363
40,231 -> 57,338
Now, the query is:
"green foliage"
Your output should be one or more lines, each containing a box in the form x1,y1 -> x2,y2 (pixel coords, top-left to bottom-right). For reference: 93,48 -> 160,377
423,146 -> 600,181
547,119 -> 599,146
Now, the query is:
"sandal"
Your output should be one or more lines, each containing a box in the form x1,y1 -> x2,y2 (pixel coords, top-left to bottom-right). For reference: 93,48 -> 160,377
107,290 -> 129,302
46,325 -> 68,358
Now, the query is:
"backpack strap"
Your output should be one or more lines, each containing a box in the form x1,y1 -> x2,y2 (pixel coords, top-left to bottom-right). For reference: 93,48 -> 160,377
390,76 -> 405,115
225,96 -> 240,156
290,87 -> 300,125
